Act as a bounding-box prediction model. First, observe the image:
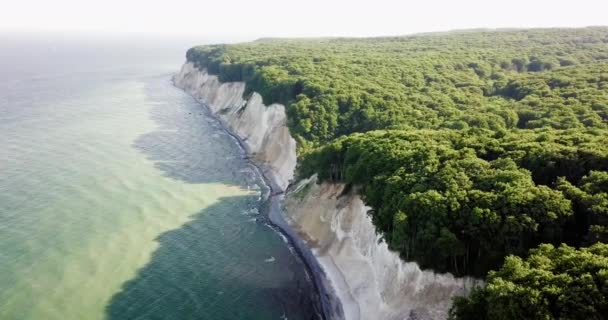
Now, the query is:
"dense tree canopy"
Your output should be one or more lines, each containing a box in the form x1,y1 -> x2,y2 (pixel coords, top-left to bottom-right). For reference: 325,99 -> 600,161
299,129 -> 608,276
187,28 -> 608,150
449,243 -> 608,320
186,27 -> 608,317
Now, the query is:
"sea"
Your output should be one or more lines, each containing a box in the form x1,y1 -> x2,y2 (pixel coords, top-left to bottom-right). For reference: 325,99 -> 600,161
0,32 -> 321,320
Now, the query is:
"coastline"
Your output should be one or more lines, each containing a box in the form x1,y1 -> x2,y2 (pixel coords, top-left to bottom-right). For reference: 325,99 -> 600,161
282,177 -> 480,320
171,71 -> 343,320
172,62 -> 479,320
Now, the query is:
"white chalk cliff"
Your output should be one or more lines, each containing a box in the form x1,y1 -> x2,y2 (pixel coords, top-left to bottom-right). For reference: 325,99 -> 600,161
173,62 -> 296,192
173,62 -> 478,320
284,176 -> 478,320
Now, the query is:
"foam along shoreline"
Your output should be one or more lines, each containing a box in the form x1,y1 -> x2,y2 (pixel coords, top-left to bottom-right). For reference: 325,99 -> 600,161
173,62 -> 479,320
172,62 -> 341,319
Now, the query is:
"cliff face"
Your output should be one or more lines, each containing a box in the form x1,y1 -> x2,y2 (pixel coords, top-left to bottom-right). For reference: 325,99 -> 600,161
173,63 -> 340,319
173,62 -> 478,320
284,176 -> 478,320
173,62 -> 296,192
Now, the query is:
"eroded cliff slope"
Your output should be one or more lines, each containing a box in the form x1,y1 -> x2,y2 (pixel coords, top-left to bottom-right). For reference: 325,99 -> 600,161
173,62 -> 296,192
284,176 -> 478,320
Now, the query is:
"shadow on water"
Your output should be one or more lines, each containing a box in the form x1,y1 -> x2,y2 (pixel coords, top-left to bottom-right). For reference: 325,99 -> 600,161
104,195 -> 319,320
105,78 -> 320,319
131,78 -> 257,186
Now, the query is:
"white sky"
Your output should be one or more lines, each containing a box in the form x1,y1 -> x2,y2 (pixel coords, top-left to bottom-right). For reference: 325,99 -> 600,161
1,0 -> 607,38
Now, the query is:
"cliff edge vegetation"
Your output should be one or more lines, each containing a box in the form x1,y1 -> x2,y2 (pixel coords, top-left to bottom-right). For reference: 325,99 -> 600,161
186,28 -> 608,318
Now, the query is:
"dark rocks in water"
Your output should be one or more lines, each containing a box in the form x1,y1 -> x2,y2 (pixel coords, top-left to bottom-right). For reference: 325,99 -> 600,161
408,309 -> 433,320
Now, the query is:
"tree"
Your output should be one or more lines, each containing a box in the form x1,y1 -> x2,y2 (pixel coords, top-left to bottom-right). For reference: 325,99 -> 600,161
449,243 -> 608,320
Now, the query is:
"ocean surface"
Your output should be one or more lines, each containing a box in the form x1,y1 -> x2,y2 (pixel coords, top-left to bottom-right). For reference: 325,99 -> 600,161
0,33 -> 320,320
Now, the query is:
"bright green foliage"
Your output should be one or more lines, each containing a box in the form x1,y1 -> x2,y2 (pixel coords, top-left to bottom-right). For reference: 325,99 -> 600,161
186,28 -> 608,313
187,29 -> 608,276
187,28 -> 608,151
299,129 -> 608,275
449,243 -> 608,320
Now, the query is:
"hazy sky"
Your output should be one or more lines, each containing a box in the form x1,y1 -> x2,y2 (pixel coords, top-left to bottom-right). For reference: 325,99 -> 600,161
2,0 -> 607,38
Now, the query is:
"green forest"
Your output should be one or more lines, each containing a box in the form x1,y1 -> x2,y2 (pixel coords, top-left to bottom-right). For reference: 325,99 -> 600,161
186,28 -> 608,318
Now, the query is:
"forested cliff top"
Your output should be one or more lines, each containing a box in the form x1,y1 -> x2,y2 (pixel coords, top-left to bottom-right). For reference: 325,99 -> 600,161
186,28 -> 608,319
187,27 -> 608,146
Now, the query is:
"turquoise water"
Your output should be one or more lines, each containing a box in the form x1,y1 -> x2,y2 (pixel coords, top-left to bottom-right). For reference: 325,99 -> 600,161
0,34 -> 320,320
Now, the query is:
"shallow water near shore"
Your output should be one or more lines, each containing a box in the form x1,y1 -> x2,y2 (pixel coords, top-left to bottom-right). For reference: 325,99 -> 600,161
0,35 -> 321,320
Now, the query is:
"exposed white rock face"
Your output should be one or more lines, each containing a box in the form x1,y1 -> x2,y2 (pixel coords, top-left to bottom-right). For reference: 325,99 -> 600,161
173,62 -> 297,191
284,176 -> 480,320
